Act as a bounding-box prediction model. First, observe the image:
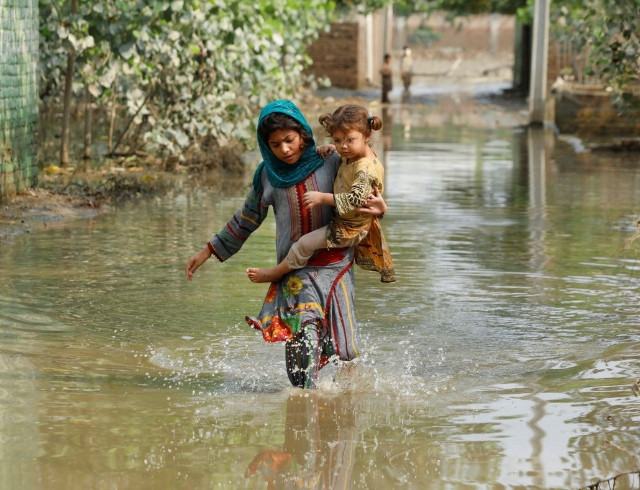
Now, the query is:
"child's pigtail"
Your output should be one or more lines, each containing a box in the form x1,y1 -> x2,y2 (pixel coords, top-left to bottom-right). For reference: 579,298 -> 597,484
369,115 -> 383,131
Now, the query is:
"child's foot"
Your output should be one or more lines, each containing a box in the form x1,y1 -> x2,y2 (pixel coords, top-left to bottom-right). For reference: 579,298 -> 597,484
246,267 -> 283,283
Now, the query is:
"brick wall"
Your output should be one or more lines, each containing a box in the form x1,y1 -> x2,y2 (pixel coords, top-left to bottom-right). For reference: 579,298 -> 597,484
307,12 -> 390,90
308,22 -> 362,90
0,0 -> 39,204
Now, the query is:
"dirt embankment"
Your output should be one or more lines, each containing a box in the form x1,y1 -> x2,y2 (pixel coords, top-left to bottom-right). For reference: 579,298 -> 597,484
0,158 -> 241,243
0,188 -> 102,240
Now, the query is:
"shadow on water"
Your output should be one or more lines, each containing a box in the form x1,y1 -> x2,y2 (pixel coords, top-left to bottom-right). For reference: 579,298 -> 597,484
1,91 -> 640,488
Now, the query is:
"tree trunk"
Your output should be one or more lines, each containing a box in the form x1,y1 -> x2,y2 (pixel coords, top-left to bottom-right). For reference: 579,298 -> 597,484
83,86 -> 92,166
60,53 -> 74,167
108,75 -> 118,155
60,0 -> 78,167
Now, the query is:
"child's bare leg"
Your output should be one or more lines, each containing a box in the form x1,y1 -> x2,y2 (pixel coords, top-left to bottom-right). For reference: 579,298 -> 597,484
247,261 -> 292,283
247,227 -> 327,283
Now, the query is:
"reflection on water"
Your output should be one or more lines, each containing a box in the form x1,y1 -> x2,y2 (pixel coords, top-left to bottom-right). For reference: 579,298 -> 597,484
244,389 -> 357,488
1,96 -> 640,489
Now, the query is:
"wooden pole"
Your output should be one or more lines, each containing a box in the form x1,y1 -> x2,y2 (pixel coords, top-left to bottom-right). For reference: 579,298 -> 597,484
385,1 -> 393,54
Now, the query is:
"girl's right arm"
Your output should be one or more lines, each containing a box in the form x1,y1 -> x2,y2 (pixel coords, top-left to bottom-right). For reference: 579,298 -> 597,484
185,246 -> 212,281
184,184 -> 270,280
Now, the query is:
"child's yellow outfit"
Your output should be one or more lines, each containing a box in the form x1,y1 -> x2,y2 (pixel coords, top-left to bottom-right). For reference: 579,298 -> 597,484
284,155 -> 396,282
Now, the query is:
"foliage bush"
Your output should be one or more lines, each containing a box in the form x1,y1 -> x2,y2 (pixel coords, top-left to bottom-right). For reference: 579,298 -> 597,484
407,24 -> 441,48
550,0 -> 640,107
39,0 -> 336,162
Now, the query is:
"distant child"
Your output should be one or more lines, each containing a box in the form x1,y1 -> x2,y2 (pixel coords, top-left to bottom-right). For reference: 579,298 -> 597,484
247,104 -> 396,284
401,46 -> 413,92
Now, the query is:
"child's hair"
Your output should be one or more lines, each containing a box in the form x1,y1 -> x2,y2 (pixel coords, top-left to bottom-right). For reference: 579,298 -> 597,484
318,105 -> 382,146
258,112 -> 313,150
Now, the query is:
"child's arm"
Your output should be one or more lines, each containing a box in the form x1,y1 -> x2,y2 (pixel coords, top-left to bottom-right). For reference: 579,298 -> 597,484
302,191 -> 334,209
315,144 -> 337,159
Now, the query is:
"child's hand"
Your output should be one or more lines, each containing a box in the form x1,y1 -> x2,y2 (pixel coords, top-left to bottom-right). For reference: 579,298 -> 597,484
315,144 -> 336,159
302,191 -> 323,209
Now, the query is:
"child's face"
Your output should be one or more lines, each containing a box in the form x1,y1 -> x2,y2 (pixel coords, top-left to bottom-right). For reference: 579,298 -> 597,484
268,129 -> 304,165
332,128 -> 368,161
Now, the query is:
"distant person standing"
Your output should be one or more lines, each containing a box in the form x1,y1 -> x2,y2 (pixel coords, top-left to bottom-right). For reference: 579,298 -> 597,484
401,46 -> 414,94
380,53 -> 393,104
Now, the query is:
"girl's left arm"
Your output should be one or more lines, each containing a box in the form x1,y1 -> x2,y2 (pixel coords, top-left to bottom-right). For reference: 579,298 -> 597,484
334,169 -> 375,216
358,187 -> 386,216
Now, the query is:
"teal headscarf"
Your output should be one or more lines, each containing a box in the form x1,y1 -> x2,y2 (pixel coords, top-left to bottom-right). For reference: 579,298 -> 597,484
252,100 -> 324,193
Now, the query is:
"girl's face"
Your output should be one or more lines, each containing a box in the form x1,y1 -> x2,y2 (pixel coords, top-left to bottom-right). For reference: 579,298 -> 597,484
332,128 -> 368,161
267,129 -> 305,165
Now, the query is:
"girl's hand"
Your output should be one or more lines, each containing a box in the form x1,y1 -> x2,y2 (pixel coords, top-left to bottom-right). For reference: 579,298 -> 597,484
302,191 -> 324,209
315,144 -> 336,159
358,187 -> 387,216
185,246 -> 212,281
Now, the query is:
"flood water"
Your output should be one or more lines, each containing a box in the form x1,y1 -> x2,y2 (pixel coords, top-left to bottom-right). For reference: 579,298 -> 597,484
1,92 -> 640,489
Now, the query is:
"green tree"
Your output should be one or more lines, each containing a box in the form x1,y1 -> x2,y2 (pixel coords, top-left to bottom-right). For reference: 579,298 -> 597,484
393,0 -> 528,17
551,0 -> 640,106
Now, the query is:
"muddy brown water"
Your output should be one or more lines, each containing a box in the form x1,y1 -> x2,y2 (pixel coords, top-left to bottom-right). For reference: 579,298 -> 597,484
1,93 -> 639,489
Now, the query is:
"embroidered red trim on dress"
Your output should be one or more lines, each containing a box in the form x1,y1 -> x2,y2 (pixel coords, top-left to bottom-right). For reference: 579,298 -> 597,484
324,256 -> 355,358
307,247 -> 349,266
295,181 -> 313,237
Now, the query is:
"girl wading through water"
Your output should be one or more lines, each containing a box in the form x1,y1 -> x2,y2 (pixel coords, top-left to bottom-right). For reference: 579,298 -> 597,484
185,100 -> 387,389
247,104 -> 395,284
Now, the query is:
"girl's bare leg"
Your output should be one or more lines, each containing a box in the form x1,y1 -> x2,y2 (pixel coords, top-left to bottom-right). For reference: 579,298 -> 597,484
285,321 -> 323,389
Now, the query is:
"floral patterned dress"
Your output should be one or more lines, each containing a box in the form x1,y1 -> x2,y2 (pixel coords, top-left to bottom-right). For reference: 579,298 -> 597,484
208,153 -> 360,387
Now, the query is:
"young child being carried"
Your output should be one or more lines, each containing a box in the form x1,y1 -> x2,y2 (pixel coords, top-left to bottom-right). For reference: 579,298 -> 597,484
247,104 -> 396,284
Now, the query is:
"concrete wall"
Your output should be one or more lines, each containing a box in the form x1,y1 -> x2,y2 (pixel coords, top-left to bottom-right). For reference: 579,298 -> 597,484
0,0 -> 39,204
553,85 -> 640,136
402,12 -> 514,54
